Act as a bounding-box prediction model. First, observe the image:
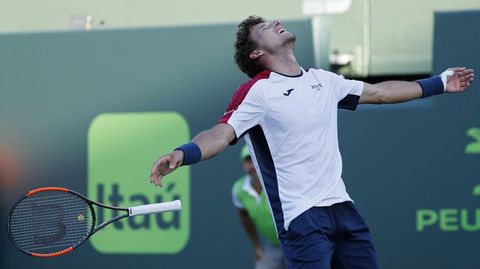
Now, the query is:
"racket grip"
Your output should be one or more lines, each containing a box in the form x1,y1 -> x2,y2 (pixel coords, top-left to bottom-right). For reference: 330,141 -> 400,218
129,200 -> 182,216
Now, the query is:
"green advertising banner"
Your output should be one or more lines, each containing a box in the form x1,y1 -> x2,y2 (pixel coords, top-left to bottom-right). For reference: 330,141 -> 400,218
88,112 -> 190,254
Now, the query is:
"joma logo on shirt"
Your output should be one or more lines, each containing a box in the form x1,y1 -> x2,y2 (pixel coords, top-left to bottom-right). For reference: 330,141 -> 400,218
311,83 -> 323,91
283,89 -> 294,96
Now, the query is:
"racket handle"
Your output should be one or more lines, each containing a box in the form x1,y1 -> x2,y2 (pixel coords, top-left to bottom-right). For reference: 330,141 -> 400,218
129,200 -> 182,216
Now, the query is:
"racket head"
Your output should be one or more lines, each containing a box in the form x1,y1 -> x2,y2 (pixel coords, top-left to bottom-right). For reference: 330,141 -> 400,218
7,187 -> 95,257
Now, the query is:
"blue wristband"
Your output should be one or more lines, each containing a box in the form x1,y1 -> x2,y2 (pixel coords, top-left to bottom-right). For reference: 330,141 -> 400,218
175,143 -> 201,165
417,76 -> 444,98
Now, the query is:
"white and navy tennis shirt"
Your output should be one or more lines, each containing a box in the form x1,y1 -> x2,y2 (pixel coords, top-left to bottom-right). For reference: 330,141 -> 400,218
219,67 -> 364,234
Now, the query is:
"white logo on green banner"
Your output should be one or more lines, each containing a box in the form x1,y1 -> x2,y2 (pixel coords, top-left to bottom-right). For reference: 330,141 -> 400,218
87,112 -> 190,254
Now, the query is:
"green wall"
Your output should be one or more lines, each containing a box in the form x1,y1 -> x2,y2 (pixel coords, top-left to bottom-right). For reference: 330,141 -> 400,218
1,10 -> 479,268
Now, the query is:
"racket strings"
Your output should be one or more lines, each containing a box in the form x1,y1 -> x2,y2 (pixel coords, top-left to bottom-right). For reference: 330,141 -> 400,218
9,190 -> 94,255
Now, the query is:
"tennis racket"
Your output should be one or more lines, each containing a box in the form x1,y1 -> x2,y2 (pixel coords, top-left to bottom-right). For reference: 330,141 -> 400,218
7,187 -> 181,258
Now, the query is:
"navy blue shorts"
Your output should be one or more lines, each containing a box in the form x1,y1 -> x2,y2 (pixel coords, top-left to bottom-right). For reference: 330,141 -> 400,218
279,202 -> 379,269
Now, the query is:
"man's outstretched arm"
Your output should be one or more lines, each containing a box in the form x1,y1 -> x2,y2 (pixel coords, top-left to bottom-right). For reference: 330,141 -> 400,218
150,123 -> 235,187
359,67 -> 475,104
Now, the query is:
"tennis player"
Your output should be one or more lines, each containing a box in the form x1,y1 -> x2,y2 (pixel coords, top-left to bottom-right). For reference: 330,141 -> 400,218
150,16 -> 475,269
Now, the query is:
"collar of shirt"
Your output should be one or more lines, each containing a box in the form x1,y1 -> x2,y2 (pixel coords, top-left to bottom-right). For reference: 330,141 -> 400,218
242,175 -> 262,204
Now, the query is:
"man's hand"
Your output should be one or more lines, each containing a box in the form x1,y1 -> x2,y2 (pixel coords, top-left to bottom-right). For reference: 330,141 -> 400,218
445,67 -> 475,93
150,150 -> 184,187
149,123 -> 234,187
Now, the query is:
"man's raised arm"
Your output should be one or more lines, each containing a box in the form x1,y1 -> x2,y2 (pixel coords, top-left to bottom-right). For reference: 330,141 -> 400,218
360,67 -> 474,104
150,123 -> 235,187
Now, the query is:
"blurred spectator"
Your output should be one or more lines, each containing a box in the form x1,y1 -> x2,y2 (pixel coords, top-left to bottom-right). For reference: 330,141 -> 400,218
232,145 -> 285,269
0,144 -> 21,202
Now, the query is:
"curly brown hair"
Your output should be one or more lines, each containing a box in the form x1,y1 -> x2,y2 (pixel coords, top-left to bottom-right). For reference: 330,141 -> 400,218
234,16 -> 266,78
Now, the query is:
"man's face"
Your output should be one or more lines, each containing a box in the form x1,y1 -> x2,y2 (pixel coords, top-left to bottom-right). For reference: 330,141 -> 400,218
249,20 -> 296,55
243,157 -> 258,179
